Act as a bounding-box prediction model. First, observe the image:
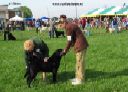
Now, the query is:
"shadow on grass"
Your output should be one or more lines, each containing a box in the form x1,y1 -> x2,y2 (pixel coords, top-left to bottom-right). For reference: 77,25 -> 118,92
43,71 -> 74,84
86,69 -> 128,81
57,71 -> 74,83
56,69 -> 128,83
25,68 -> 128,86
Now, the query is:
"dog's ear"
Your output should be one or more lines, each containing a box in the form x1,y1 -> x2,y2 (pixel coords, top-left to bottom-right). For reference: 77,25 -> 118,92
54,49 -> 63,57
56,49 -> 63,52
59,52 -> 63,56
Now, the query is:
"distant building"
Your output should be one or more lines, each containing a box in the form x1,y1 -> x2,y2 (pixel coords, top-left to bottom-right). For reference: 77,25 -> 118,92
0,4 -> 22,23
0,5 -> 8,22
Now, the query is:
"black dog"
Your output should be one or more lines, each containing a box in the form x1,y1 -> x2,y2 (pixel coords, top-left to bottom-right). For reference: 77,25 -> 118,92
24,49 -> 63,87
54,27 -> 65,38
55,31 -> 65,38
8,33 -> 16,40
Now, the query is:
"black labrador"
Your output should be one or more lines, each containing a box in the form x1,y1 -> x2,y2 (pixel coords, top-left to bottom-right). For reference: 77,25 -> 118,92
24,49 -> 63,87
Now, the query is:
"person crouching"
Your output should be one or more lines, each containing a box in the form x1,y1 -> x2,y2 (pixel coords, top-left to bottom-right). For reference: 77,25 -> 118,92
23,38 -> 49,80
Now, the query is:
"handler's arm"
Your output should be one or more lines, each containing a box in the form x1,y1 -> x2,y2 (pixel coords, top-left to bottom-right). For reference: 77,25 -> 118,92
64,27 -> 73,53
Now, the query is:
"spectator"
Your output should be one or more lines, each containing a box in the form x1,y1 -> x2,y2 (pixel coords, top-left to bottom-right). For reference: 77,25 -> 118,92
126,18 -> 128,30
49,19 -> 55,38
0,21 -> 3,32
35,20 -> 40,34
81,18 -> 86,30
112,17 -> 118,33
3,22 -> 11,40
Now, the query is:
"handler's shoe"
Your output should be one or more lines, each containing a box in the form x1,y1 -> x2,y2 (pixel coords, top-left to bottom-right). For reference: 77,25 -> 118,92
69,78 -> 77,82
71,79 -> 82,85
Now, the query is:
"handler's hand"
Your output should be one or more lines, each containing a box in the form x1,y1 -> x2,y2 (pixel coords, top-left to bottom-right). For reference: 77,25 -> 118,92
44,57 -> 49,62
60,49 -> 66,56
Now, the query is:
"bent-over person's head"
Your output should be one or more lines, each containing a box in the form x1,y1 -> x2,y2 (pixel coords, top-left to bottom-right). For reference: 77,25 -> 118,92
24,40 -> 34,52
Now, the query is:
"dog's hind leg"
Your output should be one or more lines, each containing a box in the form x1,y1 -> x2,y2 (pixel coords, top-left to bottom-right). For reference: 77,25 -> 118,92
52,69 -> 57,83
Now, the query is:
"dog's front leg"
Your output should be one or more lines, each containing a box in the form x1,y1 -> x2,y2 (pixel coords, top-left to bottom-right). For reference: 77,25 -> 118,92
24,68 -> 29,78
27,73 -> 37,88
24,71 -> 28,78
26,68 -> 35,88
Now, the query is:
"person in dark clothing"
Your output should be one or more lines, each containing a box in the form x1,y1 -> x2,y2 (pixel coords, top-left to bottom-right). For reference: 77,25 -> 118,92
112,18 -> 118,33
0,22 -> 2,31
3,22 -> 11,40
24,38 -> 49,80
35,20 -> 40,34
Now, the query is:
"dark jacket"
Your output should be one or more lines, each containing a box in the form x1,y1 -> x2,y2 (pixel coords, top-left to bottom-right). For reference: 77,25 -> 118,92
25,38 -> 49,66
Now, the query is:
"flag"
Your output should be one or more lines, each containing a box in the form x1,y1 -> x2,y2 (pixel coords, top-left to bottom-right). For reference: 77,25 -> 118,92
123,3 -> 126,8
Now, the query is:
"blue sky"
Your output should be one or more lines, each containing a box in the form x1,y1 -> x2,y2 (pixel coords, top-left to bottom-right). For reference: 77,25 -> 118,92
0,0 -> 128,18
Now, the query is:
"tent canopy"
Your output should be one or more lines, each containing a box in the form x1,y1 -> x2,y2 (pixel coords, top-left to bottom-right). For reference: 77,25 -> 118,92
9,15 -> 23,21
40,17 -> 49,20
24,17 -> 35,21
87,8 -> 99,14
40,16 -> 49,22
80,14 -> 97,18
80,5 -> 128,18
100,6 -> 115,15
116,7 -> 128,15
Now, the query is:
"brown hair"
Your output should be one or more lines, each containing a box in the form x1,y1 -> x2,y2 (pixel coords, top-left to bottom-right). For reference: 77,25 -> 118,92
60,15 -> 67,19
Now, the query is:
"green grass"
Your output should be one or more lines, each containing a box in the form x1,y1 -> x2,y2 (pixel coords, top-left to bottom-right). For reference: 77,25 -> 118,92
0,29 -> 128,92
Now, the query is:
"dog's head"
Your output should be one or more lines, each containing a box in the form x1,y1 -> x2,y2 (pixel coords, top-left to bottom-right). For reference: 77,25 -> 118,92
47,49 -> 63,63
54,49 -> 63,57
50,49 -> 63,61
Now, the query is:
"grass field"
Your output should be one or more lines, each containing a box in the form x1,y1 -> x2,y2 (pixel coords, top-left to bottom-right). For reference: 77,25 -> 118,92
0,28 -> 128,92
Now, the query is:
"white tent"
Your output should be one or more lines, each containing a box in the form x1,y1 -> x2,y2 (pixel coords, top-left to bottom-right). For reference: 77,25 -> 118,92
9,15 -> 23,21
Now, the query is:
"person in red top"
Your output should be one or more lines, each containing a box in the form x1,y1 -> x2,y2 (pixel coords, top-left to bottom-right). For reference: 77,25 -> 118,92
81,18 -> 86,30
60,15 -> 89,85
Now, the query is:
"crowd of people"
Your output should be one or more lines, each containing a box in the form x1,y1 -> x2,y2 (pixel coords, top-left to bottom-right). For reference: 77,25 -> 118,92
0,16 -> 128,40
78,16 -> 128,33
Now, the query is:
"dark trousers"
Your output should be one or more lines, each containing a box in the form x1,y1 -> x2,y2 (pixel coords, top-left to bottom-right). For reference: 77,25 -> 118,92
36,28 -> 39,33
126,25 -> 128,30
4,31 -> 9,40
49,30 -> 54,38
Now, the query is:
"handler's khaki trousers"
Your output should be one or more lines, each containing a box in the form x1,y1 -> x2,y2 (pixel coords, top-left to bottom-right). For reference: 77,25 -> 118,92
75,49 -> 86,82
42,72 -> 47,80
